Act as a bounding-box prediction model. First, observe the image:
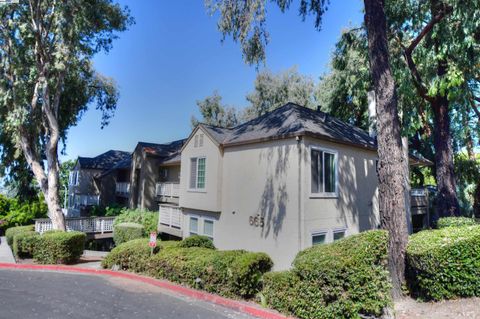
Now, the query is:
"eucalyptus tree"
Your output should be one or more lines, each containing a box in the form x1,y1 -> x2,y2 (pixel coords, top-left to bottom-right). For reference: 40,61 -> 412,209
206,0 -> 409,298
191,91 -> 239,128
0,0 -> 133,229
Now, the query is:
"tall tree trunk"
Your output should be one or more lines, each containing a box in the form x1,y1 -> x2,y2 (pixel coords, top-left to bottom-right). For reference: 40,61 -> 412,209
431,95 -> 460,217
364,0 -> 409,299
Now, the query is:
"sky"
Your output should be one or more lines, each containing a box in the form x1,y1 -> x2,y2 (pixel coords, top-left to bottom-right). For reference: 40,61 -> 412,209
61,0 -> 364,161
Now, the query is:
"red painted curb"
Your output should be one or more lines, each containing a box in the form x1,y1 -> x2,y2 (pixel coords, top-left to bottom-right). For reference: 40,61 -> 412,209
0,263 -> 295,319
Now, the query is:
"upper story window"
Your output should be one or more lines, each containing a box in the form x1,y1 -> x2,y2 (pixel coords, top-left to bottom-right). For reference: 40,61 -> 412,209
194,134 -> 204,148
69,171 -> 79,186
190,157 -> 206,189
311,147 -> 337,196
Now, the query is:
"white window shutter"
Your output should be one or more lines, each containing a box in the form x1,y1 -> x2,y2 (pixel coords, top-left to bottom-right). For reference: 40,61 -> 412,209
190,158 -> 197,189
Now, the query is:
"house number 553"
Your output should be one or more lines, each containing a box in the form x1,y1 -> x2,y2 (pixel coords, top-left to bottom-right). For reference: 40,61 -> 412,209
249,214 -> 264,227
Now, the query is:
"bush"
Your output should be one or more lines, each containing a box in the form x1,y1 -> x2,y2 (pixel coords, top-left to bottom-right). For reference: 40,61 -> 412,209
437,216 -> 476,229
5,225 -> 35,246
12,231 -> 39,258
0,195 -> 48,231
113,222 -> 145,245
114,209 -> 158,234
262,230 -> 391,319
102,238 -> 162,271
406,225 -> 480,300
33,231 -> 86,264
145,248 -> 273,298
178,235 -> 215,249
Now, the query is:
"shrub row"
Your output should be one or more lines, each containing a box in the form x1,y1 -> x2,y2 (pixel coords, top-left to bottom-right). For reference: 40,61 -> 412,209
5,225 -> 34,246
406,225 -> 480,300
113,209 -> 158,234
113,222 -> 144,245
178,235 -> 216,249
262,230 -> 391,319
102,235 -> 272,298
12,231 -> 39,258
436,216 -> 477,229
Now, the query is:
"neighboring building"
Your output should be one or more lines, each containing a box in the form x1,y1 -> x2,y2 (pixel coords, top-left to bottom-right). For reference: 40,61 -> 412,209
129,140 -> 185,213
94,156 -> 132,208
156,103 -> 430,270
67,150 -> 131,216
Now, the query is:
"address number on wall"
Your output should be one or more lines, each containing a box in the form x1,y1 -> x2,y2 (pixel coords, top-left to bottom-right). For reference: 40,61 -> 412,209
249,214 -> 264,227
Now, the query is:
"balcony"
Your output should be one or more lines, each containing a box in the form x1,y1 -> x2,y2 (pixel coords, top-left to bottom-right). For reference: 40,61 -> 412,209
158,204 -> 183,238
156,182 -> 180,198
116,182 -> 130,196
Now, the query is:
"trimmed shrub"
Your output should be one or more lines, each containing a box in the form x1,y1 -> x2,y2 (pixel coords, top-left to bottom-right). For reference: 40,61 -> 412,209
102,238 -> 162,271
406,225 -> 480,300
145,247 -> 273,298
12,231 -> 39,258
178,235 -> 215,249
262,230 -> 391,319
5,225 -> 34,246
33,231 -> 86,264
437,216 -> 476,229
113,222 -> 145,245
114,209 -> 158,234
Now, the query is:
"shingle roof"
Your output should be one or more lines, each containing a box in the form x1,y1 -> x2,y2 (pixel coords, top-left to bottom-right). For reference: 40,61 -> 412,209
201,103 -> 376,149
78,150 -> 131,170
137,138 -> 186,163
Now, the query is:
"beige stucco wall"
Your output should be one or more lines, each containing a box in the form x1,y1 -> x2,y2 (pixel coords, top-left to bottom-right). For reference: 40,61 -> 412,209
301,136 -> 379,249
179,128 -> 223,212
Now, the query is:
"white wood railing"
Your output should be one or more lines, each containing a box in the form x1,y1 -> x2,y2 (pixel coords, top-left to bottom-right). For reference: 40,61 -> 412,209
116,182 -> 130,194
159,204 -> 182,229
35,217 -> 116,234
156,182 -> 180,197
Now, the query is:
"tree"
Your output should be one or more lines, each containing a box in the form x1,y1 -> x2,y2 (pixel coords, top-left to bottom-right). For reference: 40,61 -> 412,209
206,0 -> 409,298
191,91 -> 239,128
59,159 -> 75,208
0,1 -> 133,229
243,67 -> 316,120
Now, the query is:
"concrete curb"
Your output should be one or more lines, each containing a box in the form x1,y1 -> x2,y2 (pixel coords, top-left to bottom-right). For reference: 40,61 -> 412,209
0,263 -> 295,319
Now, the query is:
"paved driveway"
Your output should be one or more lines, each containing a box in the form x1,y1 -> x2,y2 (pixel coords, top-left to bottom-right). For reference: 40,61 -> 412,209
0,269 -> 257,319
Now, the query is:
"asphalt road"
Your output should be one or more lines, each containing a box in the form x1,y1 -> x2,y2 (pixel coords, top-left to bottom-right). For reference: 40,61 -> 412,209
0,269 -> 257,319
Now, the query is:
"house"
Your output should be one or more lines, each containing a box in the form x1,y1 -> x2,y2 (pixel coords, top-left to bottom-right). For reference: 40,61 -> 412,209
94,156 -> 132,208
157,103 -> 430,270
67,150 -> 131,216
128,139 -> 186,212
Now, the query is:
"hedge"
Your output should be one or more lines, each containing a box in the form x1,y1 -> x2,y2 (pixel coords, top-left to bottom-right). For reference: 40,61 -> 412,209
406,225 -> 480,300
262,230 -> 391,319
114,209 -> 158,234
5,225 -> 34,246
113,222 -> 145,245
437,217 -> 476,229
33,231 -> 86,264
12,231 -> 39,258
145,247 -> 273,298
178,235 -> 215,249
102,238 -> 162,271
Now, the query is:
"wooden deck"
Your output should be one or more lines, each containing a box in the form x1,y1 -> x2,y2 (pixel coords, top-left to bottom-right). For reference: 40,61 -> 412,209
35,217 -> 115,238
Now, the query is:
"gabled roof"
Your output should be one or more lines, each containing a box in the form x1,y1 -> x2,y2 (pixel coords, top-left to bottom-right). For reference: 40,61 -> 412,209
198,103 -> 376,150
136,138 -> 187,164
96,156 -> 132,179
78,150 -> 131,170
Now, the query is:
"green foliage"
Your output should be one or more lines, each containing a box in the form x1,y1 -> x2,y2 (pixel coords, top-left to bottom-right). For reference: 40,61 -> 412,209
5,225 -> 34,246
114,209 -> 158,234
33,231 -> 86,264
101,238 -> 162,271
406,225 -> 480,300
178,235 -> 215,249
59,160 -> 75,206
113,222 -> 145,246
191,91 -> 239,128
262,230 -> 391,319
105,204 -> 124,217
12,231 -> 39,258
146,248 -> 273,298
437,217 -> 477,229
0,195 -> 48,231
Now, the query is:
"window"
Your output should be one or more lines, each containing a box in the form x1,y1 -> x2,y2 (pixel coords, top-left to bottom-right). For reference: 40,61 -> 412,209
333,230 -> 345,241
194,135 -> 199,147
190,157 -> 206,189
189,217 -> 198,236
312,232 -> 326,246
199,134 -> 204,147
311,148 -> 337,195
203,219 -> 214,239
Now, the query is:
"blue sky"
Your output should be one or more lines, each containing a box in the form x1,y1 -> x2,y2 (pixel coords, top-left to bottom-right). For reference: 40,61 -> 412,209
61,0 -> 364,161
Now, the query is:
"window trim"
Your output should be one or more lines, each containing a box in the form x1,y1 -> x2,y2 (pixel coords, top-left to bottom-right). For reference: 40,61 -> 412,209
187,215 -> 215,241
309,146 -> 338,198
189,216 -> 199,236
202,217 -> 215,240
333,228 -> 347,241
188,156 -> 207,192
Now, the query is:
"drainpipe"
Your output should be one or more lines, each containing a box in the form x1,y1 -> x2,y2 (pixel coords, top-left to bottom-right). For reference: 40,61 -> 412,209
296,135 -> 303,252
